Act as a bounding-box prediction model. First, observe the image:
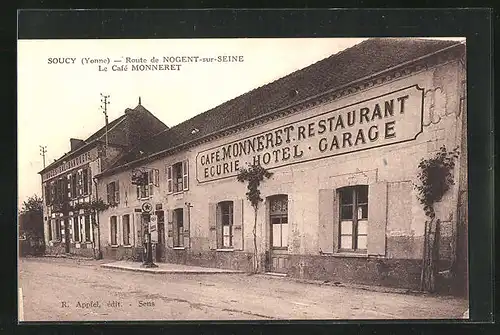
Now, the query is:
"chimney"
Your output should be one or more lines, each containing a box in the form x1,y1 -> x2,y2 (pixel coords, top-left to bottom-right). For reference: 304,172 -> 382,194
70,138 -> 85,151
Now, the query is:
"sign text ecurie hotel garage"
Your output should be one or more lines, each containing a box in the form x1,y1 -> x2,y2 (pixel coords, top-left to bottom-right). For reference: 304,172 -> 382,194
196,85 -> 424,183
42,150 -> 98,181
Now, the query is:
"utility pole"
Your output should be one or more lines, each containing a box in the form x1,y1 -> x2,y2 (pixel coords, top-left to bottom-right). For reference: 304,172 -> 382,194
39,145 -> 47,168
100,93 -> 110,153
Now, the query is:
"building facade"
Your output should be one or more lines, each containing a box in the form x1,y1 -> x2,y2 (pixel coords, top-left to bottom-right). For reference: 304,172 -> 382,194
39,105 -> 168,257
96,38 -> 467,292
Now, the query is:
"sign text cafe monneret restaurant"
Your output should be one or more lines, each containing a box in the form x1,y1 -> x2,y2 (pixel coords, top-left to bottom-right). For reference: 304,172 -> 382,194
94,39 -> 467,292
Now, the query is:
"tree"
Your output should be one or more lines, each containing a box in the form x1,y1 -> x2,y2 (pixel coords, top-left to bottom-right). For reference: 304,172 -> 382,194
19,195 -> 44,239
237,164 -> 273,273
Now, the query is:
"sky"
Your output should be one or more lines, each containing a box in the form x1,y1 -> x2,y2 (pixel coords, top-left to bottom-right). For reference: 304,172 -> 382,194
17,37 -> 464,209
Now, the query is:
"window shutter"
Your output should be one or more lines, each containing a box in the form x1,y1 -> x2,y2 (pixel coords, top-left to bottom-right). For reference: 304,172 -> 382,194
183,207 -> 190,248
318,189 -> 335,254
115,181 -> 120,204
166,166 -> 173,194
166,209 -> 174,248
182,160 -> 189,191
134,213 -> 142,246
367,182 -> 388,256
233,199 -> 244,250
136,185 -> 140,199
154,169 -> 159,187
107,183 -> 111,204
208,203 -> 217,250
88,169 -> 92,195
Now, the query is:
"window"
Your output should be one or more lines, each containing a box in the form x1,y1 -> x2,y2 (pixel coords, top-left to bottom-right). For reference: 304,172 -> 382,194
122,215 -> 130,245
107,181 -> 120,205
270,195 -> 288,248
173,208 -> 184,247
51,219 -> 61,241
73,217 -> 80,242
82,168 -> 89,195
84,215 -> 91,242
338,185 -> 368,252
166,160 -> 189,193
136,169 -> 159,199
71,174 -> 77,199
217,201 -> 234,248
110,216 -> 118,245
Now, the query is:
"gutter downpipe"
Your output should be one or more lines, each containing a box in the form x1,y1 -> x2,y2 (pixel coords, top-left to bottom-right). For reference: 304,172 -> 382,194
93,177 -> 102,259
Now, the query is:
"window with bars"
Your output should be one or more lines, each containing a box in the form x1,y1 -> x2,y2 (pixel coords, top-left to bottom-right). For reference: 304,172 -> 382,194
110,216 -> 118,245
338,185 -> 368,252
166,160 -> 189,194
217,201 -> 234,248
269,195 -> 288,248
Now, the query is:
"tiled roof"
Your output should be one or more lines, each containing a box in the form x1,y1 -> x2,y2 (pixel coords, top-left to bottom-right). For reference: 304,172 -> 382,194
38,105 -> 168,174
108,38 -> 463,171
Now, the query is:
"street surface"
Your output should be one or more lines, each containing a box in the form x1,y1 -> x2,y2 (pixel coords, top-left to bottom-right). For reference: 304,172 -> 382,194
18,257 -> 468,321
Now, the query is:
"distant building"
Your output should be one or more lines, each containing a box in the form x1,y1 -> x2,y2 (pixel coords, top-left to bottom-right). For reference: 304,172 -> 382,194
96,38 -> 467,293
38,104 -> 168,257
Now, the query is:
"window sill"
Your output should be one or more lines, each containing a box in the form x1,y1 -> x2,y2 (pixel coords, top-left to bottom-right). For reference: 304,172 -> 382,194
123,245 -> 132,248
322,252 -> 368,258
173,247 -> 186,250
110,244 -> 119,248
216,248 -> 234,252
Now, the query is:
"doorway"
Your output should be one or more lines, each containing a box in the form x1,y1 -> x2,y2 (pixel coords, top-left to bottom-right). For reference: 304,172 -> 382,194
64,218 -> 70,253
268,195 -> 289,274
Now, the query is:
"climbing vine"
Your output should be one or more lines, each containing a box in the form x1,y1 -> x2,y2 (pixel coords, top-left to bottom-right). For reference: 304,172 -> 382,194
414,145 -> 459,292
414,145 -> 460,220
237,164 -> 273,273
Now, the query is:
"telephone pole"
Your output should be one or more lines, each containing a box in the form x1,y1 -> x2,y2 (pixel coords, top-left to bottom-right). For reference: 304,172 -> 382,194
100,93 -> 110,152
39,145 -> 47,168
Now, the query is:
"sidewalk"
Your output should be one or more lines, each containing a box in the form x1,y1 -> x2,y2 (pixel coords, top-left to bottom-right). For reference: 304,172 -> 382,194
101,260 -> 245,274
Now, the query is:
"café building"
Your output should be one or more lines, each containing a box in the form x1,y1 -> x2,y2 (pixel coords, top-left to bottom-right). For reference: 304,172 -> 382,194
96,38 -> 467,291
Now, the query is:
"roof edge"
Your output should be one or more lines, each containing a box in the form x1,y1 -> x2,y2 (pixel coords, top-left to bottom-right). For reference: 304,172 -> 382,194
97,41 -> 465,179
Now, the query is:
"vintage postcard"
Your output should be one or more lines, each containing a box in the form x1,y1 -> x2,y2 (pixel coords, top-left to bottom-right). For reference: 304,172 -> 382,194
18,36 -> 469,321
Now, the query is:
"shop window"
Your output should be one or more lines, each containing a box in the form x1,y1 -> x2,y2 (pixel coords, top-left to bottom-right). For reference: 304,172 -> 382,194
217,201 -> 234,248
122,214 -> 130,246
173,208 -> 184,247
110,216 -> 118,245
107,181 -> 120,205
73,217 -> 80,242
338,185 -> 368,252
269,195 -> 288,248
166,160 -> 189,194
84,215 -> 91,242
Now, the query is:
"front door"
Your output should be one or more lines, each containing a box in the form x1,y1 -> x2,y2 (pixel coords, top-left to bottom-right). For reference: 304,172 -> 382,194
64,218 -> 70,253
269,195 -> 289,274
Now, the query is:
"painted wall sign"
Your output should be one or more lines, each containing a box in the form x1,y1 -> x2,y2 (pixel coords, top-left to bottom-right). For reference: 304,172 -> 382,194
196,85 -> 424,183
42,149 -> 98,182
